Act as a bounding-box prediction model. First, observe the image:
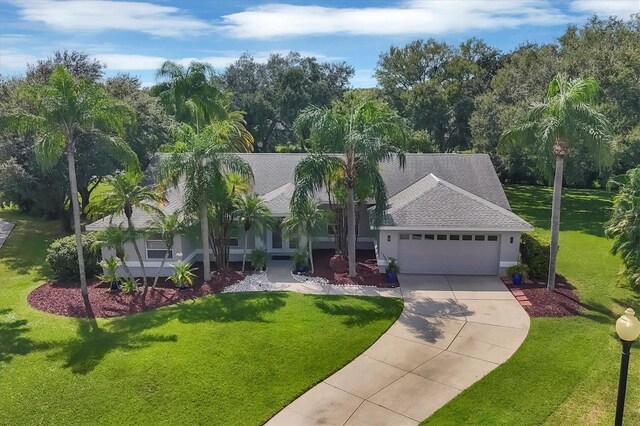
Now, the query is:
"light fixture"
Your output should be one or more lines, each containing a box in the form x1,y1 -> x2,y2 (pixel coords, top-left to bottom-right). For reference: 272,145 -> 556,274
615,308 -> 640,425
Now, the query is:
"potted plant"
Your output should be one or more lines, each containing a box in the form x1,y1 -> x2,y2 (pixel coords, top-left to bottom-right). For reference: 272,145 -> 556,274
249,248 -> 267,272
506,262 -> 528,287
170,257 -> 197,291
292,250 -> 309,274
384,256 -> 400,285
98,257 -> 121,292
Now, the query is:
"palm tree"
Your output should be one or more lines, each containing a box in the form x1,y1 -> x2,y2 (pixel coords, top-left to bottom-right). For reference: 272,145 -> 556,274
235,194 -> 273,271
93,224 -> 137,279
158,124 -> 253,279
147,212 -> 185,288
155,61 -> 226,132
282,198 -> 329,273
292,100 -> 407,277
4,66 -> 137,295
501,74 -> 613,290
605,168 -> 640,288
87,170 -> 164,289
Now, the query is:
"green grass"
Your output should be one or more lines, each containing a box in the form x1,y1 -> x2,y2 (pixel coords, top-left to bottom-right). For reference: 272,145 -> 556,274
0,211 -> 403,425
425,185 -> 640,425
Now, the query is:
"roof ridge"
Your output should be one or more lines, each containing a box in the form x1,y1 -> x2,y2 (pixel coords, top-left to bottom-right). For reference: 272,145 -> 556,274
261,182 -> 295,202
386,174 -> 440,215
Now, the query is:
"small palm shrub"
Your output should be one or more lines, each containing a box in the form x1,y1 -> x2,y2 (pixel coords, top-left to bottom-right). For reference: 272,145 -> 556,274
120,277 -> 138,294
250,249 -> 267,271
520,233 -> 550,279
170,260 -> 197,288
98,257 -> 120,284
292,250 -> 308,267
46,233 -> 102,280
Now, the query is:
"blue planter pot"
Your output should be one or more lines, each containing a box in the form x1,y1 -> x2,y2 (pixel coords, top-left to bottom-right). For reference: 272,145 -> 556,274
295,264 -> 308,274
512,273 -> 523,286
109,281 -> 119,292
385,271 -> 397,284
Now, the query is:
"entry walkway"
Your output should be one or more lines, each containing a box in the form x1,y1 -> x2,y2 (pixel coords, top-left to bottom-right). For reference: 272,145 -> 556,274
0,220 -> 14,251
267,274 -> 530,425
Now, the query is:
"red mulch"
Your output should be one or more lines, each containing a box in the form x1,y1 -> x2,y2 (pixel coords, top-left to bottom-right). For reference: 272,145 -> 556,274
503,277 -> 582,317
309,249 -> 391,287
28,262 -> 244,318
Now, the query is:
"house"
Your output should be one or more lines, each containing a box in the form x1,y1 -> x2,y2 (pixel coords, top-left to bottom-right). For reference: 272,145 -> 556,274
86,153 -> 533,277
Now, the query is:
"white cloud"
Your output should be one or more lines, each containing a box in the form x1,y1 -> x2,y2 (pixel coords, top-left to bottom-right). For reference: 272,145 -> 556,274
570,0 -> 639,18
221,0 -> 572,39
0,49 -> 40,71
10,0 -> 212,37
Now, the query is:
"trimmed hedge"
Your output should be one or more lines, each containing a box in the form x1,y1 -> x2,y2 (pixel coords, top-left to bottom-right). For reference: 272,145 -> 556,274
520,233 -> 550,279
46,233 -> 102,281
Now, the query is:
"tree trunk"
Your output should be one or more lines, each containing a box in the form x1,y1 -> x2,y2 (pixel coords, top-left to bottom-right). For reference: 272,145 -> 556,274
152,249 -> 170,289
66,150 -> 88,295
547,155 -> 564,290
127,218 -> 148,289
347,186 -> 357,277
308,240 -> 314,273
119,255 -> 135,280
242,231 -> 249,272
200,204 -> 211,279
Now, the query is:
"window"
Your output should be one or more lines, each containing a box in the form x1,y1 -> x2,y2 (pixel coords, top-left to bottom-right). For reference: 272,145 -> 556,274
411,234 -> 423,240
437,234 -> 447,241
449,234 -> 460,241
424,234 -> 435,240
488,235 -> 498,241
146,237 -> 173,260
462,235 -> 473,241
399,234 -> 410,240
229,227 -> 239,247
328,222 -> 337,235
475,235 -> 486,241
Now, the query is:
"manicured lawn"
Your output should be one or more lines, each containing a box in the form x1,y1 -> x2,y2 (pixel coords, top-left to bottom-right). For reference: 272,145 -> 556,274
425,185 -> 640,425
0,211 -> 403,425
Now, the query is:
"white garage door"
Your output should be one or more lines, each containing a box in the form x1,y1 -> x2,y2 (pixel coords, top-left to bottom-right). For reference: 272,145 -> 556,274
398,233 -> 500,275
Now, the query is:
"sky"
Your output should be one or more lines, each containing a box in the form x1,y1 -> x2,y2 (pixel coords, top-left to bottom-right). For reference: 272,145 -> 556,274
0,0 -> 638,88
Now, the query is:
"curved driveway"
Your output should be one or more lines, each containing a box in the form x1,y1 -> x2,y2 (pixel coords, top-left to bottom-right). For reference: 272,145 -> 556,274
267,274 -> 530,425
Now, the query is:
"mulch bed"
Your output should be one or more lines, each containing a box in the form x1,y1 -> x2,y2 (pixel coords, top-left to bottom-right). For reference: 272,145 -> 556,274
28,262 -> 244,318
502,277 -> 582,317
309,249 -> 391,288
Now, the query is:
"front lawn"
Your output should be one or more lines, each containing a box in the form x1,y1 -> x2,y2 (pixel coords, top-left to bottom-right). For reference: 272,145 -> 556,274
425,185 -> 640,425
0,211 -> 403,425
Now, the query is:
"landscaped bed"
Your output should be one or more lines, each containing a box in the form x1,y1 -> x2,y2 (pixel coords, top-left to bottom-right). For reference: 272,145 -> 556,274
310,249 -> 390,287
502,277 -> 582,317
28,263 -> 244,318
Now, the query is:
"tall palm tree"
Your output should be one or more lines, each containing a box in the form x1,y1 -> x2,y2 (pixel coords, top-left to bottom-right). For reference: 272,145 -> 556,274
92,224 -> 137,279
147,212 -> 185,288
87,170 -> 164,290
235,194 -> 273,271
156,61 -> 227,132
4,66 -> 137,295
158,124 -> 253,279
501,74 -> 613,290
292,100 -> 407,277
282,198 -> 329,273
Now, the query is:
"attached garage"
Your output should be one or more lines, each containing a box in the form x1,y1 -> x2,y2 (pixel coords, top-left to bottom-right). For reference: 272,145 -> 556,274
397,233 -> 500,275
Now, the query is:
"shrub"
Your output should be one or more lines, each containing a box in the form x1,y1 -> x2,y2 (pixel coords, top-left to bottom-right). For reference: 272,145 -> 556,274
46,233 -> 102,281
520,233 -> 550,279
250,249 -> 266,271
120,277 -> 138,294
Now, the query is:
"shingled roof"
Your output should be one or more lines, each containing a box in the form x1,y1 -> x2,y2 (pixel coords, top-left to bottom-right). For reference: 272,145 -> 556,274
87,153 -> 526,231
375,174 -> 532,231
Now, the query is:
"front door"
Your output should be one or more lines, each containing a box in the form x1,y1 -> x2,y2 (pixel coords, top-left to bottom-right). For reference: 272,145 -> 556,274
268,218 -> 299,252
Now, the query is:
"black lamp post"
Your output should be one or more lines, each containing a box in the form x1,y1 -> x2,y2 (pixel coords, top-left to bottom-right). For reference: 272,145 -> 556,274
615,308 -> 640,426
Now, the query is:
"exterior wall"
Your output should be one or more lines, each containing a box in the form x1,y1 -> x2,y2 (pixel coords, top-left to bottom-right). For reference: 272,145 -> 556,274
498,232 -> 521,275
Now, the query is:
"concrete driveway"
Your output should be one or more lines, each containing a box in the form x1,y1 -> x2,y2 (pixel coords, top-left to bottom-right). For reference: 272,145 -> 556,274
267,274 -> 530,425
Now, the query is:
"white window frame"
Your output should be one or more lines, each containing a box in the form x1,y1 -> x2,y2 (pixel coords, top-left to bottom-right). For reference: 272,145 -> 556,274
146,237 -> 173,260
229,226 -> 239,247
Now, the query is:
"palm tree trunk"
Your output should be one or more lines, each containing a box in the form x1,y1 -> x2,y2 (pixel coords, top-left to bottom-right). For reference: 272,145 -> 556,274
347,186 -> 357,277
547,155 -> 564,290
242,231 -> 249,272
66,150 -> 88,296
200,203 -> 211,279
119,255 -> 134,280
308,240 -> 314,273
152,249 -> 170,289
128,218 -> 148,289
